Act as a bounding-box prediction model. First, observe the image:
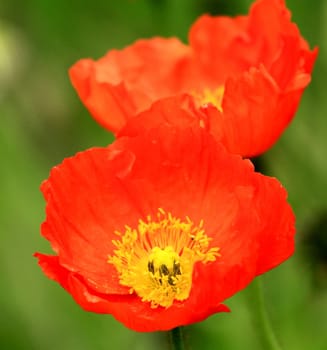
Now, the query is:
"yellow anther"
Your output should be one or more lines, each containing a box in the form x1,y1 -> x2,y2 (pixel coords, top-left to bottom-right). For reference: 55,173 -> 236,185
192,86 -> 224,111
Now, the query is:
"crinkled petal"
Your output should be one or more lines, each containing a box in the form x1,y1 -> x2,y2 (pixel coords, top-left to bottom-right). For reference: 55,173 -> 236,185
35,253 -> 229,331
69,38 -> 191,133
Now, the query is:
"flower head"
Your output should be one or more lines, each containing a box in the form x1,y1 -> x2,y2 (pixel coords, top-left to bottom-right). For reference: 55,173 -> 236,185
35,117 -> 295,331
69,0 -> 317,157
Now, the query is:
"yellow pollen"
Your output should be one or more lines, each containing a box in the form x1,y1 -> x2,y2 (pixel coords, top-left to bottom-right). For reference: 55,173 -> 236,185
192,86 -> 224,111
108,209 -> 220,308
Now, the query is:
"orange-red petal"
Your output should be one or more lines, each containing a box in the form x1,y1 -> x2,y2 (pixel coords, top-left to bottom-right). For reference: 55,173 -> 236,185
117,94 -> 210,138
35,253 -> 229,332
188,0 -> 317,156
69,38 -> 191,133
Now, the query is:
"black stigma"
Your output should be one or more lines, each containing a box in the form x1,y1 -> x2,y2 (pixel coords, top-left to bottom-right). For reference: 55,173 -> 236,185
149,260 -> 182,286
148,261 -> 155,274
159,264 -> 170,276
168,276 -> 175,286
173,262 -> 181,275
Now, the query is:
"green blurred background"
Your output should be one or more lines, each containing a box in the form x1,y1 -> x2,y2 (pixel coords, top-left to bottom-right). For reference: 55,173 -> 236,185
1,0 -> 326,349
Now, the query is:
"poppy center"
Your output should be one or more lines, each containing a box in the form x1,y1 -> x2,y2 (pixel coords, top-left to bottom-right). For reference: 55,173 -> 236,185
192,86 -> 224,111
147,246 -> 181,287
108,209 -> 220,308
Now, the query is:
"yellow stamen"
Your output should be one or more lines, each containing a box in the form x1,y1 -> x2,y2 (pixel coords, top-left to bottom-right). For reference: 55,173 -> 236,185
108,209 -> 220,308
192,86 -> 224,111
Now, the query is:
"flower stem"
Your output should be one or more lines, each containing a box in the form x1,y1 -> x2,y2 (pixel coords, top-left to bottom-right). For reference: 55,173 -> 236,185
168,327 -> 186,350
248,277 -> 283,350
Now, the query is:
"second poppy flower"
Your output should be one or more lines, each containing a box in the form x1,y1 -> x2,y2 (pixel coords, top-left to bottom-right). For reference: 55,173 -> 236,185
70,0 -> 317,157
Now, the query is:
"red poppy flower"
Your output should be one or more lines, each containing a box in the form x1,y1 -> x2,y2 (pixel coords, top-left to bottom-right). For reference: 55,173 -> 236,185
35,118 -> 295,331
69,0 -> 317,157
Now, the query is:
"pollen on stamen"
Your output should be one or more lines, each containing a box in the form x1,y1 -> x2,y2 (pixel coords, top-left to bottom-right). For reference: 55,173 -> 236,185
108,209 -> 220,308
192,86 -> 225,111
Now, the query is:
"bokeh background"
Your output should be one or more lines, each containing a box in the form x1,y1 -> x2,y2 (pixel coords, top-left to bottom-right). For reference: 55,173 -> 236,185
1,0 -> 326,349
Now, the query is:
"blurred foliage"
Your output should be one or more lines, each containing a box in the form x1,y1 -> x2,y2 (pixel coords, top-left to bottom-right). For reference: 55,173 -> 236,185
0,0 -> 326,349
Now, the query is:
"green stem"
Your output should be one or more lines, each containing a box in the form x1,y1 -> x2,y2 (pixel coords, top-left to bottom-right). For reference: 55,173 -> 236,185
248,277 -> 283,350
168,327 -> 186,350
